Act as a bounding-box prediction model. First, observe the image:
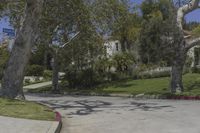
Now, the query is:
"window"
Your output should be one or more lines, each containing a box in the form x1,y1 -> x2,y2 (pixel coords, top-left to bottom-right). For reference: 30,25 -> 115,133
115,43 -> 119,51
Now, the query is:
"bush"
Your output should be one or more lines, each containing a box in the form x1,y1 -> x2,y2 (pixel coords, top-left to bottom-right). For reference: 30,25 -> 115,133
136,71 -> 171,79
112,52 -> 135,72
26,65 -> 44,76
24,79 -> 31,84
133,67 -> 171,79
64,67 -> 103,89
43,70 -> 53,79
109,72 -> 130,81
191,67 -> 200,73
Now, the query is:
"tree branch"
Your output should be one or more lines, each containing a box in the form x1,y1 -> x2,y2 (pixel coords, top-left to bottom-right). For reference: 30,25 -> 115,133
186,37 -> 200,51
177,0 -> 200,30
60,32 -> 80,48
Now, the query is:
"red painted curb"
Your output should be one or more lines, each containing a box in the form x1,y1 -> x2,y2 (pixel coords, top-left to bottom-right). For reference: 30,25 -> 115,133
168,96 -> 200,100
55,111 -> 62,122
54,111 -> 62,133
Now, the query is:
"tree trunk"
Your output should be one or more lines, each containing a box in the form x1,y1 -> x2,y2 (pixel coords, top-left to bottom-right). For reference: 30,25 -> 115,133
170,0 -> 200,94
170,47 -> 186,93
1,0 -> 44,99
52,51 -> 60,93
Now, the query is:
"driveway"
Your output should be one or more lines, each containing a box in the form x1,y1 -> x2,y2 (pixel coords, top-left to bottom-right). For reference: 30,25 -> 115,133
27,94 -> 200,133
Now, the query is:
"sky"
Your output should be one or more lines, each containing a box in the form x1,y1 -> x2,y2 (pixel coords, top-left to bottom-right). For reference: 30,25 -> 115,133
0,0 -> 200,40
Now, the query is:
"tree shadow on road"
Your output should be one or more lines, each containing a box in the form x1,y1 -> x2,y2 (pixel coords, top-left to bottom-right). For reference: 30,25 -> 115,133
36,97 -> 175,116
130,101 -> 174,111
41,100 -> 112,116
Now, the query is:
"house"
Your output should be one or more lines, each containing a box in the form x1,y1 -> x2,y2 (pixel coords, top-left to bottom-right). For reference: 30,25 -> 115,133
104,40 -> 122,57
188,46 -> 200,67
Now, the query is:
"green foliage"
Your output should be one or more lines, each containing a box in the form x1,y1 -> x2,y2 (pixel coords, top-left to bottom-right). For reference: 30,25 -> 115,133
32,73 -> 200,96
112,52 -> 135,72
43,70 -> 53,79
137,70 -> 171,79
191,67 -> 200,73
139,0 -> 179,65
29,45 -> 46,66
26,65 -> 44,76
192,25 -> 200,36
65,66 -> 102,89
24,79 -> 31,84
132,64 -> 171,79
109,72 -> 130,81
185,55 -> 193,68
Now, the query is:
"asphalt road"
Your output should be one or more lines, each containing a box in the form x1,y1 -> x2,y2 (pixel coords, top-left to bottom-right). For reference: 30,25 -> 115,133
27,95 -> 200,133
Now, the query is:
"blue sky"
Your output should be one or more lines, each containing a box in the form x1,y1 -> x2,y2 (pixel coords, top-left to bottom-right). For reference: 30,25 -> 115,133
0,0 -> 200,39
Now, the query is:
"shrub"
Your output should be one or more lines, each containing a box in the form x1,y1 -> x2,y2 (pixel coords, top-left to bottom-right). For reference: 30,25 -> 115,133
26,65 -> 44,76
64,66 -> 103,89
191,67 -> 200,73
112,52 -> 135,72
137,71 -> 171,79
43,70 -> 53,79
24,79 -> 31,85
109,72 -> 130,81
133,66 -> 171,79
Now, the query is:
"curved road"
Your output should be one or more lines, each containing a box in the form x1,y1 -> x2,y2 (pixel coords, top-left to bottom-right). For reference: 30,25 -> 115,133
27,94 -> 200,133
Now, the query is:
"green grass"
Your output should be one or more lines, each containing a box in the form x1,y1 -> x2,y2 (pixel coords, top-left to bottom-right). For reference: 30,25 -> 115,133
28,73 -> 200,96
0,98 -> 55,121
100,73 -> 200,96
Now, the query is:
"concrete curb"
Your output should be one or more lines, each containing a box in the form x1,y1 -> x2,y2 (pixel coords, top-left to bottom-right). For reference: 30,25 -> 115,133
63,92 -> 200,101
27,92 -> 200,101
54,112 -> 62,133
35,102 -> 62,133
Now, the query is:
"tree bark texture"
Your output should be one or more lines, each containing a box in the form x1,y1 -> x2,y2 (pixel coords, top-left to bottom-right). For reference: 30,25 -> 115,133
52,51 -> 59,93
170,0 -> 200,93
170,46 -> 186,93
1,0 -> 44,99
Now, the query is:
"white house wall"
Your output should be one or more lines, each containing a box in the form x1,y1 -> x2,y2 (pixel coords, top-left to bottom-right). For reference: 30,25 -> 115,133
187,45 -> 200,67
104,40 -> 121,57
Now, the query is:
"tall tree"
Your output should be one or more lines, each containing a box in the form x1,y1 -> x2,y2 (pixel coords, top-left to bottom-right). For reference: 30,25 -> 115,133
139,0 -> 200,93
139,0 -> 175,65
170,0 -> 200,93
1,0 -> 44,99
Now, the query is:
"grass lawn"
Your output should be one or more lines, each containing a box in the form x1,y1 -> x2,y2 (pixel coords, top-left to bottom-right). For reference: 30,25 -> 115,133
28,73 -> 200,96
0,98 -> 55,121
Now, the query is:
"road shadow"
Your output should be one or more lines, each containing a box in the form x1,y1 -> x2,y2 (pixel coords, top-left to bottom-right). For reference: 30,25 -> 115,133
41,100 -> 112,116
130,101 -> 174,111
33,96 -> 175,116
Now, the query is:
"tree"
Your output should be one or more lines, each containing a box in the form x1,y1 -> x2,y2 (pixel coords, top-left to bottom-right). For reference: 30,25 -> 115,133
1,0 -> 44,99
38,0 -> 99,92
139,0 -> 175,65
170,0 -> 200,93
139,0 -> 200,93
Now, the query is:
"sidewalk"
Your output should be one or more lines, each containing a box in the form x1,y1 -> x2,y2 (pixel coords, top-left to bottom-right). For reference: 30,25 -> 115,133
0,81 -> 52,90
0,116 -> 59,133
23,81 -> 52,90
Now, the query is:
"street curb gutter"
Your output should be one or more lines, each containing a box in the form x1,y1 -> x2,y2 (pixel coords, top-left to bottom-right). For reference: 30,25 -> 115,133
54,112 -> 62,133
35,102 -> 62,133
45,111 -> 62,133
